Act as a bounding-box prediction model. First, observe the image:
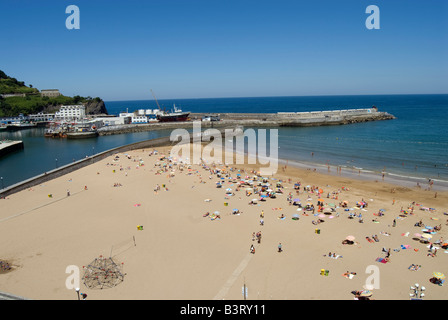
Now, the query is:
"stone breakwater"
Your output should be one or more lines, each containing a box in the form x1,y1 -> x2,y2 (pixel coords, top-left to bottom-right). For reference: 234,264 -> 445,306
98,108 -> 395,136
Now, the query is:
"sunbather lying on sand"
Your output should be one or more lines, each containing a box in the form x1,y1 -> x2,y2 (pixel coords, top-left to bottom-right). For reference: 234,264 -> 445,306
408,264 -> 421,271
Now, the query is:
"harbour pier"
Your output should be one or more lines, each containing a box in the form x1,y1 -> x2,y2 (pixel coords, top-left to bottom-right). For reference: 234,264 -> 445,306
98,107 -> 395,136
0,140 -> 24,158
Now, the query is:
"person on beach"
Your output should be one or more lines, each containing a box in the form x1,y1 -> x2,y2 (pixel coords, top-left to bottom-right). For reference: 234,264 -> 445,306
257,232 -> 262,244
392,219 -> 396,227
278,243 -> 282,252
250,244 -> 255,254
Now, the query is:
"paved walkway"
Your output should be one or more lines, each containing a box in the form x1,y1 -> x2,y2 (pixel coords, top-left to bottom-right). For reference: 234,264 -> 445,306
0,291 -> 29,300
213,250 -> 254,300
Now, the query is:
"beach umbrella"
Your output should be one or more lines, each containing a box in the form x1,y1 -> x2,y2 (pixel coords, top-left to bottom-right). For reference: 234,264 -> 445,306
226,188 -> 232,192
359,290 -> 372,297
346,235 -> 355,241
293,198 -> 300,202
433,272 -> 445,280
292,214 -> 300,220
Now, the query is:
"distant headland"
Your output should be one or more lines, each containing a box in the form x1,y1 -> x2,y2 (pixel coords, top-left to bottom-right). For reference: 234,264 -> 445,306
0,70 -> 107,117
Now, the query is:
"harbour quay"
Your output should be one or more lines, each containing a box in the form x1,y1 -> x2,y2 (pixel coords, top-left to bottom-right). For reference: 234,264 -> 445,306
0,140 -> 24,158
98,107 -> 395,135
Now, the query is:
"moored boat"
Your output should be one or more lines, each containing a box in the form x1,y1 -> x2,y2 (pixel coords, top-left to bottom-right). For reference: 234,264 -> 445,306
156,105 -> 190,122
66,130 -> 98,139
6,122 -> 37,131
151,89 -> 190,122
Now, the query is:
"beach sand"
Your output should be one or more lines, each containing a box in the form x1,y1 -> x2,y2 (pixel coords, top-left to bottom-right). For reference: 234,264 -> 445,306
0,144 -> 447,300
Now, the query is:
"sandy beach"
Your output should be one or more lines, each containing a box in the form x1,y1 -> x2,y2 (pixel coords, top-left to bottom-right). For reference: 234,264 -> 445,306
0,144 -> 447,300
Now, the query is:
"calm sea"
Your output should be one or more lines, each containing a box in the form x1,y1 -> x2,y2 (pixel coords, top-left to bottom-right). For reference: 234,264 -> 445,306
1,94 -> 447,190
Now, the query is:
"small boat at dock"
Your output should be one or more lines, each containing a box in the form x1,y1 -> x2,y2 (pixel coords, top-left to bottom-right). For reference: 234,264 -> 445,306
6,122 -> 37,131
66,130 -> 98,139
66,123 -> 98,139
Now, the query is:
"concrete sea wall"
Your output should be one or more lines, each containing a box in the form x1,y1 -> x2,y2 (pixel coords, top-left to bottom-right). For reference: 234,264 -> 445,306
0,140 -> 24,158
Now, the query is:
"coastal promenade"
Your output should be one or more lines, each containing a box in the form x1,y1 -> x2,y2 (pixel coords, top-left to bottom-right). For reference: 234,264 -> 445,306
98,108 -> 395,136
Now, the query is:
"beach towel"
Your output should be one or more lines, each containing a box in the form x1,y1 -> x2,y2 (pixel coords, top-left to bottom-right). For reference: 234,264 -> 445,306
375,257 -> 388,264
408,264 -> 421,271
401,245 -> 411,250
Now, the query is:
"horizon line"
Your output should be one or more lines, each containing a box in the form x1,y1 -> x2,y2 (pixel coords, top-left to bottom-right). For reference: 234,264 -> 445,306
104,92 -> 448,102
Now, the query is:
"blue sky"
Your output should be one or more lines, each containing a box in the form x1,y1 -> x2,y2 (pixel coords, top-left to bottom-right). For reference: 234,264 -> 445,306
1,0 -> 447,100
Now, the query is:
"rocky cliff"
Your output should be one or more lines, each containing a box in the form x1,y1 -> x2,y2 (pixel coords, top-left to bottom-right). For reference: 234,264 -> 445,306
41,99 -> 108,115
84,100 -> 108,115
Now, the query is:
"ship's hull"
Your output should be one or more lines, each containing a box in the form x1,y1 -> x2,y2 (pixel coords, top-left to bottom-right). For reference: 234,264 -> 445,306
6,123 -> 37,131
156,112 -> 190,122
66,131 -> 98,139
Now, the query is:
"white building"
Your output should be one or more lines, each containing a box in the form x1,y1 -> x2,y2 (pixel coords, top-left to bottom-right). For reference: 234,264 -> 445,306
93,116 -> 126,126
55,105 -> 86,121
119,111 -> 156,124
28,112 -> 55,122
41,89 -> 61,98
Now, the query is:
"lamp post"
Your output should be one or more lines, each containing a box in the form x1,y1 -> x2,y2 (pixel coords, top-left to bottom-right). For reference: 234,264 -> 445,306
55,158 -> 58,169
1,177 -> 3,189
75,287 -> 80,300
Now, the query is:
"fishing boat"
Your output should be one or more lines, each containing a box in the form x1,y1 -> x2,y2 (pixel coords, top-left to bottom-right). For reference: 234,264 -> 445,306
66,129 -> 98,139
156,104 -> 190,122
151,89 -> 190,122
66,123 -> 98,139
44,121 -> 68,138
44,129 -> 67,138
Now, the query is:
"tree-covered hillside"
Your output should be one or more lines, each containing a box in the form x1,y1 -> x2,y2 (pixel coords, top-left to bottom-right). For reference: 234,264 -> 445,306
0,70 -> 107,117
